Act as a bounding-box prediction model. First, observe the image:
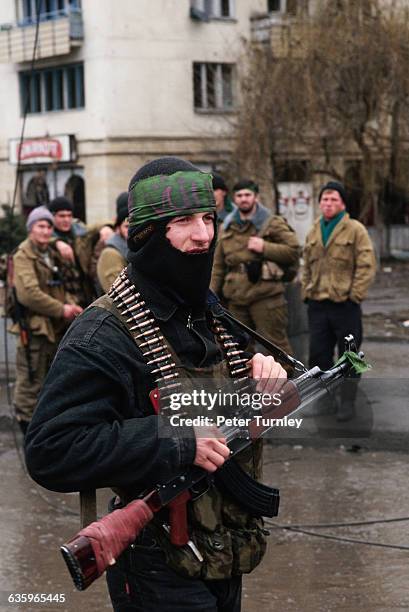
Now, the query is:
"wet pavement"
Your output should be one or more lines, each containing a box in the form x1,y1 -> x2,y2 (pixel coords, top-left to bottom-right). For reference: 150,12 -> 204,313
0,428 -> 408,612
0,330 -> 408,612
362,261 -> 409,342
0,264 -> 408,611
247,445 -> 409,612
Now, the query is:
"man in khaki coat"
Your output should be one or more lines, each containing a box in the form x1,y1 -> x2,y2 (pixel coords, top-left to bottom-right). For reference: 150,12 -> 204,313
211,179 -> 300,353
97,192 -> 129,292
11,206 -> 83,433
302,181 -> 376,374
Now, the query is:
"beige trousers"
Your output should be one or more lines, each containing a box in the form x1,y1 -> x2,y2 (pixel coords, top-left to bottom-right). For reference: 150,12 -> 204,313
227,298 -> 293,356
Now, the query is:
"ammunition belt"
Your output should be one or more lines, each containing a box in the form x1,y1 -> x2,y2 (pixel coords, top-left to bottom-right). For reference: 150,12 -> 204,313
109,269 -> 251,410
109,269 -> 275,523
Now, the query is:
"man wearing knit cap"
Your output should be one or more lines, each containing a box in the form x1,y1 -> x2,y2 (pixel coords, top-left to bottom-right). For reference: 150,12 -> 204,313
97,192 -> 129,292
212,174 -> 236,223
49,196 -> 114,306
11,206 -> 83,434
25,157 -> 286,611
302,181 -> 376,419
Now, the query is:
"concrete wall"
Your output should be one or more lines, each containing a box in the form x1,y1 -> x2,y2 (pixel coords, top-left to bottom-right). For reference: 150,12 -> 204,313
0,0 -> 266,221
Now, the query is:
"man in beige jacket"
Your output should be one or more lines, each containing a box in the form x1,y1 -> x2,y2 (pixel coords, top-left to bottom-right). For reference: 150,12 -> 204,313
11,206 -> 82,433
97,192 -> 129,292
302,181 -> 376,376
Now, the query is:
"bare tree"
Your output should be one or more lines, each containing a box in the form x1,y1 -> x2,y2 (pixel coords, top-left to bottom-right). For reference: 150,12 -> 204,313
231,0 -> 409,248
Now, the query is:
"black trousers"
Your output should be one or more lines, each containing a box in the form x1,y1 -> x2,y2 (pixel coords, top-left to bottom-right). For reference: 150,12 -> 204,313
307,299 -> 362,371
106,528 -> 242,612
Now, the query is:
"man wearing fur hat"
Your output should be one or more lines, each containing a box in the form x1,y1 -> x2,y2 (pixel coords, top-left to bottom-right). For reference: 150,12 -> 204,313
11,207 -> 83,434
97,192 -> 129,292
25,158 -> 286,611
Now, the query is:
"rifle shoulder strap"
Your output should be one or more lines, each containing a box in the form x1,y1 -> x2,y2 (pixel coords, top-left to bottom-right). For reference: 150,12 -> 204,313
77,293 -> 139,528
80,489 -> 97,528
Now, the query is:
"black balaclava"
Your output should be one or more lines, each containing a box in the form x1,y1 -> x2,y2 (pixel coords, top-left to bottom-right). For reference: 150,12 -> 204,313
126,157 -> 217,310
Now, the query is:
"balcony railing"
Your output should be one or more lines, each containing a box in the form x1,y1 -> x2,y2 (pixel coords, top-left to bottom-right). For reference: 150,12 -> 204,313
251,13 -> 307,58
0,8 -> 83,63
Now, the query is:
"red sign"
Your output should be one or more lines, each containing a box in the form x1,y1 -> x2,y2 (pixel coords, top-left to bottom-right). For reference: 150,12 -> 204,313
9,134 -> 74,165
17,139 -> 63,161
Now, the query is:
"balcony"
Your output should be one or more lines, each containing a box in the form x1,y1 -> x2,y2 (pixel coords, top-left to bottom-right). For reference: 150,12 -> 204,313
251,13 -> 307,58
0,8 -> 83,64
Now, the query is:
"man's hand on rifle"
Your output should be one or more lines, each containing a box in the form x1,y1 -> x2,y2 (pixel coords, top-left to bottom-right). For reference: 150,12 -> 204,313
193,355 -> 286,473
193,425 -> 230,473
249,353 -> 287,394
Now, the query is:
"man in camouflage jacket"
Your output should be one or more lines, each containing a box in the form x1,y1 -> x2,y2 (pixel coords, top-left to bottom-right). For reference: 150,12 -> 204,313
11,206 -> 82,433
211,179 -> 300,354
49,196 -> 114,306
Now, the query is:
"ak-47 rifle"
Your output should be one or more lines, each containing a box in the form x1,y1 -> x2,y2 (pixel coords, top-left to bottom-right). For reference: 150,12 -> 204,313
6,255 -> 34,384
60,334 -> 370,591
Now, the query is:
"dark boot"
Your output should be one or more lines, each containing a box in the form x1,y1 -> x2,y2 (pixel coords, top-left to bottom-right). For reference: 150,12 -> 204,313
336,378 -> 358,422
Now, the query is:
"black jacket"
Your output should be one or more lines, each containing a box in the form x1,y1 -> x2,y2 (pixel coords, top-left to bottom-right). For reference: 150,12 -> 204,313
24,272 -> 247,495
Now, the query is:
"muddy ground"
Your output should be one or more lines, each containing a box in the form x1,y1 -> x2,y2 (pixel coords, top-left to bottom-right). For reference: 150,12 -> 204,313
0,260 -> 407,611
0,431 -> 408,612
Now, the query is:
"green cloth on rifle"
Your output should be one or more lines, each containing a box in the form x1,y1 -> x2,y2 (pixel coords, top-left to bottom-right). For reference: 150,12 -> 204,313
335,351 -> 372,374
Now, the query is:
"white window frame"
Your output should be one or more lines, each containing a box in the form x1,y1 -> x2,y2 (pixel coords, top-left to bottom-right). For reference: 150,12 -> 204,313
191,0 -> 236,19
194,62 -> 234,112
18,0 -> 81,25
212,0 -> 235,18
268,0 -> 300,16
20,63 -> 84,114
268,0 -> 286,14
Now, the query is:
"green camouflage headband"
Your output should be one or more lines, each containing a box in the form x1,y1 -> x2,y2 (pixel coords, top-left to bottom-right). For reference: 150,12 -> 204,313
128,171 -> 215,227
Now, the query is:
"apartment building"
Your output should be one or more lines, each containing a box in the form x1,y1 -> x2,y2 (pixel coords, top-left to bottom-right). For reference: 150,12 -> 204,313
0,0 -> 283,223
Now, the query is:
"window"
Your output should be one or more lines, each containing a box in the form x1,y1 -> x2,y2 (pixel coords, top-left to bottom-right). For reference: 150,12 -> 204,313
268,0 -> 281,11
193,62 -> 234,111
267,0 -> 298,15
191,0 -> 235,19
20,63 -> 85,114
44,68 -> 63,110
19,0 -> 80,25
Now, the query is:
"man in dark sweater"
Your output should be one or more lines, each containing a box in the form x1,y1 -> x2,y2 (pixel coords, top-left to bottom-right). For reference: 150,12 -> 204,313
25,158 -> 285,612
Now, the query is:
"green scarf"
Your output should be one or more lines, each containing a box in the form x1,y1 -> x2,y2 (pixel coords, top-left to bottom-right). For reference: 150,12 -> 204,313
320,211 -> 345,246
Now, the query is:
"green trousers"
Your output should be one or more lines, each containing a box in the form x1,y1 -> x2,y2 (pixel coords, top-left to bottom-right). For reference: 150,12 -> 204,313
227,298 -> 293,356
14,335 -> 57,424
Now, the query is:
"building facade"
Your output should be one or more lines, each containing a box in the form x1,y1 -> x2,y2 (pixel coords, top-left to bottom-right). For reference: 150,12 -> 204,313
0,0 -> 276,223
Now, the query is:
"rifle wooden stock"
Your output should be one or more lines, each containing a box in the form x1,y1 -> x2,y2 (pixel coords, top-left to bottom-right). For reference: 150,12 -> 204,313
61,496 -> 155,590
